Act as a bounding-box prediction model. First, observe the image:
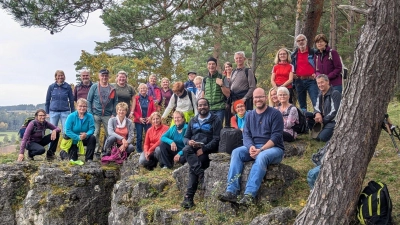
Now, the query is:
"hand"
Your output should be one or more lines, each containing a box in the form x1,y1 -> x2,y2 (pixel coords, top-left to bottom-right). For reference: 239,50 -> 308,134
312,73 -> 316,79
145,152 -> 150,161
51,130 -> 57,140
171,142 -> 177,151
314,113 -> 323,123
250,148 -> 261,159
140,118 -> 146,124
119,145 -> 126,152
188,140 -> 196,147
17,154 -> 24,162
215,78 -> 223,86
145,117 -> 150,124
79,132 -> 87,140
173,154 -> 180,162
129,112 -> 134,119
196,149 -> 203,156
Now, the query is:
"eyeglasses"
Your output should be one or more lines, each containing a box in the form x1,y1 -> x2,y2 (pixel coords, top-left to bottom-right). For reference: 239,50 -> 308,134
254,96 -> 266,99
37,114 -> 46,117
236,105 -> 245,108
296,39 -> 306,42
278,94 -> 288,97
78,105 -> 87,108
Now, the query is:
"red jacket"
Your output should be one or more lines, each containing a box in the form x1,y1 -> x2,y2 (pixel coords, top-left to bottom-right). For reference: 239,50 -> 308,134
133,95 -> 156,123
144,124 -> 169,154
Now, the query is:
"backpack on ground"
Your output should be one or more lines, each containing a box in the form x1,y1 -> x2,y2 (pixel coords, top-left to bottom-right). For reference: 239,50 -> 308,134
218,127 -> 243,154
288,105 -> 307,134
357,181 -> 393,225
18,117 -> 37,139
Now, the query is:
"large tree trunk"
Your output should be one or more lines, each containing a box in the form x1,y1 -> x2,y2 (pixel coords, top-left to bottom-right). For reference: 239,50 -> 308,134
302,0 -> 324,47
294,0 -> 304,49
329,0 -> 337,49
294,1 -> 400,224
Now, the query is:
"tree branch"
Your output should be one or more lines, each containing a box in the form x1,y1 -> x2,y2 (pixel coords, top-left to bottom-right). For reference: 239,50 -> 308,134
337,5 -> 370,15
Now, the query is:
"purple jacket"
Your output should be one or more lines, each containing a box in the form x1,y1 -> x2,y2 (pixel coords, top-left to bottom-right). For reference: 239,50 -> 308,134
19,120 -> 61,154
315,46 -> 342,86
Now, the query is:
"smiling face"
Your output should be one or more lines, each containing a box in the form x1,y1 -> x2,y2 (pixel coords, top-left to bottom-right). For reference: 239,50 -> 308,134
194,80 -> 202,89
139,85 -> 148,96
253,89 -> 267,110
224,63 -> 233,74
77,102 -> 87,114
173,112 -> 184,126
162,79 -> 170,89
151,114 -> 161,126
149,75 -> 157,85
207,61 -> 217,74
235,103 -> 246,116
117,73 -> 127,86
270,89 -> 278,103
55,72 -> 65,84
234,53 -> 245,68
277,90 -> 289,104
117,107 -> 127,118
99,73 -> 109,85
316,39 -> 327,51
197,99 -> 210,117
188,73 -> 196,81
317,77 -> 330,94
80,71 -> 90,84
36,111 -> 47,123
296,36 -> 307,49
278,50 -> 288,62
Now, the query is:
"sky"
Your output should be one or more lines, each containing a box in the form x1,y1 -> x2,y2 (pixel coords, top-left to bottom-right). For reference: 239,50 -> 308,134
0,9 -> 111,106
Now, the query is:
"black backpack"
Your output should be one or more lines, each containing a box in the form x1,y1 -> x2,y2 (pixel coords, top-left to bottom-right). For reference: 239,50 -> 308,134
18,117 -> 38,139
288,105 -> 307,134
357,181 -> 393,225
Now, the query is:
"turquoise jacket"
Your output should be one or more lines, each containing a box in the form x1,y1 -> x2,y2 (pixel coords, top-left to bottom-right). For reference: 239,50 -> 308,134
64,111 -> 95,144
161,124 -> 188,156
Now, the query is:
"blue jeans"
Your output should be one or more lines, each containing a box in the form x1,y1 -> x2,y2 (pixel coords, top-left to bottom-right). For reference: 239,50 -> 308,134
294,79 -> 319,111
226,145 -> 284,197
307,165 -> 321,189
135,122 -> 151,153
332,85 -> 342,94
49,111 -> 69,128
211,110 -> 225,124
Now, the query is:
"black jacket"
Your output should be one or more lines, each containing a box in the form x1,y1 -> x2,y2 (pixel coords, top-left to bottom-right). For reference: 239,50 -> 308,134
184,113 -> 222,153
314,87 -> 342,124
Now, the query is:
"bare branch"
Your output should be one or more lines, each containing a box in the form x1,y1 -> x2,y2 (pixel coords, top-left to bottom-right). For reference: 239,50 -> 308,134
337,5 -> 370,15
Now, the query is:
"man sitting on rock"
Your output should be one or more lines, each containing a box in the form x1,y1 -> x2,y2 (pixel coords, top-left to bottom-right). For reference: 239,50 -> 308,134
218,88 -> 285,206
181,98 -> 222,209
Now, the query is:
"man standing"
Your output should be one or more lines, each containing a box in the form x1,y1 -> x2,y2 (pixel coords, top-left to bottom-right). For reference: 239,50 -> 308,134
291,34 -> 319,111
308,74 -> 341,142
185,71 -> 197,95
218,88 -> 284,206
201,57 -> 230,123
87,69 -> 118,157
74,69 -> 93,102
230,51 -> 257,110
181,98 -> 222,209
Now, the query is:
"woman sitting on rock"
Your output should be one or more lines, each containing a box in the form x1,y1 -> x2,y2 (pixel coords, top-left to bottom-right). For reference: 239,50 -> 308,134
276,87 -> 298,142
102,102 -> 135,157
139,112 -> 169,170
60,98 -> 96,164
18,109 -> 61,161
230,99 -> 249,131
158,111 -> 188,169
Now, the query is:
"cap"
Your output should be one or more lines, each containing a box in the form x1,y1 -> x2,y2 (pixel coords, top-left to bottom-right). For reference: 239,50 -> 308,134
99,69 -> 109,74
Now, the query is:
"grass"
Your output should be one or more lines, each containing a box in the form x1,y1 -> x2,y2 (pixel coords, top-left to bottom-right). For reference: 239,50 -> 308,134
0,131 -> 18,142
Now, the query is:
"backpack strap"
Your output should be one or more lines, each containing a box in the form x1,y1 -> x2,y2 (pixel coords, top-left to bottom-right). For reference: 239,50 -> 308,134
188,91 -> 194,112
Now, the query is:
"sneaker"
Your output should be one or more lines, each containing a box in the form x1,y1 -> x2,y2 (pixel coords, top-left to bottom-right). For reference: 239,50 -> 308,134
181,196 -> 195,209
69,159 -> 84,166
218,192 -> 238,203
238,194 -> 254,206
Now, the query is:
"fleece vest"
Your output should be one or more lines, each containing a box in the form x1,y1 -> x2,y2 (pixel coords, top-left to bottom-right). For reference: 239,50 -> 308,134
203,72 -> 226,111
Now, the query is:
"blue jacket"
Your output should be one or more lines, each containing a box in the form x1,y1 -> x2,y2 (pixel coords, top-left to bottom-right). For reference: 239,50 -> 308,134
87,83 -> 118,116
161,124 -> 188,156
45,82 -> 74,113
64,111 -> 95,144
291,47 -> 317,72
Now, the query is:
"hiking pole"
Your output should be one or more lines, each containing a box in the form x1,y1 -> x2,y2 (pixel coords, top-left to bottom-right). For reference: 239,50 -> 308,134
384,122 -> 400,154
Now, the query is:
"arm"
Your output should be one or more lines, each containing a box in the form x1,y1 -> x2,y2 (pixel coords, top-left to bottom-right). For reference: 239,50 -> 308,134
46,121 -> 61,133
162,94 -> 175,118
328,50 -> 343,79
126,120 -> 135,143
202,118 -> 222,153
161,127 -> 174,145
129,94 -> 135,117
191,92 -> 198,115
220,77 -> 230,98
112,90 -> 118,116
107,118 -> 124,141
281,71 -> 294,87
68,85 -> 75,112
45,85 -> 52,114
271,72 -> 277,88
285,106 -> 299,128
65,114 -> 80,142
183,120 -> 193,145
86,85 -> 95,114
267,110 -> 284,146
323,91 -> 342,124
73,85 -> 78,102
243,112 -> 255,149
86,114 -> 95,137
143,128 -> 151,154
231,116 -> 238,129
243,69 -> 257,100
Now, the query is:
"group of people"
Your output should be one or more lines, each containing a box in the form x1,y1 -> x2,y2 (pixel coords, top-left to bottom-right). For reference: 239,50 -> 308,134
17,32 -> 344,210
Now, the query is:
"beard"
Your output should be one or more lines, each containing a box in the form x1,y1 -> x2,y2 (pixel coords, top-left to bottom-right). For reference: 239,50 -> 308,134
255,101 -> 266,109
199,109 -> 209,116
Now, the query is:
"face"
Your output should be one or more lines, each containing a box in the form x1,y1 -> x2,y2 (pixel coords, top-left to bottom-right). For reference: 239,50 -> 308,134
296,36 -> 307,48
194,81 -> 202,89
277,90 -> 289,103
197,99 -> 210,116
317,78 -> 330,93
99,73 -> 109,84
235,103 -> 246,115
151,115 -> 161,126
139,85 -> 148,95
81,72 -> 90,83
56,72 -> 65,83
162,79 -> 169,88
316,39 -> 327,51
188,73 -> 196,81
149,76 -> 156,85
270,90 -> 278,103
253,89 -> 267,109
117,74 -> 127,85
234,54 -> 245,67
36,112 -> 46,122
224,64 -> 233,73
207,61 -> 217,74
77,103 -> 87,114
173,113 -> 184,126
117,107 -> 127,117
278,50 -> 288,62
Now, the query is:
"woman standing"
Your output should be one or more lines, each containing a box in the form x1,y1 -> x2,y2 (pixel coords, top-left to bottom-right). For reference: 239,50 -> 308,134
314,34 -> 343,93
45,70 -> 74,127
161,82 -> 197,125
158,111 -> 188,169
17,109 -> 61,161
139,112 -> 169,170
132,83 -> 156,153
113,71 -> 135,117
276,87 -> 299,142
160,77 -> 173,109
61,98 -> 96,163
223,62 -> 233,83
268,87 -> 280,108
103,102 -> 135,157
271,48 -> 294,103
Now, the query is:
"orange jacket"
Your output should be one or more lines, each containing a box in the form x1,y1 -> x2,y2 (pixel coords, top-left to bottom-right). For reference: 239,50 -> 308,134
144,124 -> 169,154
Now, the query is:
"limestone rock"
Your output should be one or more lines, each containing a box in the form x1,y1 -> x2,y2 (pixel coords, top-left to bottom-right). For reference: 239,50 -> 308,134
283,141 -> 307,158
249,207 -> 296,225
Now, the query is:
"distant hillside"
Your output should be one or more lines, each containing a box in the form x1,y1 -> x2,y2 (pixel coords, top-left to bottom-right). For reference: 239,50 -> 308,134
0,104 -> 45,111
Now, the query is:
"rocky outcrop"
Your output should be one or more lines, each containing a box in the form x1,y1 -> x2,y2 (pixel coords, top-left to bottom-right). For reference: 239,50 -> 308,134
249,207 -> 297,225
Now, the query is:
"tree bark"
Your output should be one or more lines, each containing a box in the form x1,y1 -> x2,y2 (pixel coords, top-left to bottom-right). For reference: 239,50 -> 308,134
294,0 -> 304,49
302,0 -> 324,48
329,0 -> 337,49
294,1 -> 400,224
251,0 -> 263,75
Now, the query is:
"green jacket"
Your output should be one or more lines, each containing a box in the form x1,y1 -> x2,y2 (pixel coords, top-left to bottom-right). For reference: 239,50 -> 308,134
203,72 -> 226,111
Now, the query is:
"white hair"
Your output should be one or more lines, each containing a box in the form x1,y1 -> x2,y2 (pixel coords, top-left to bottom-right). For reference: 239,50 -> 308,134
234,51 -> 246,58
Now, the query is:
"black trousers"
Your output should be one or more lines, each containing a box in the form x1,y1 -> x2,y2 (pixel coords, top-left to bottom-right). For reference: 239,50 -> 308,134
283,131 -> 295,142
26,133 -> 60,158
67,135 -> 96,161
184,145 -> 210,198
158,141 -> 186,168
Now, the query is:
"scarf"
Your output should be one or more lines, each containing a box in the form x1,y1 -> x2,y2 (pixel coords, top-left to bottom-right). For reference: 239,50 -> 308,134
116,117 -> 126,128
179,89 -> 188,99
147,82 -> 159,98
236,111 -> 247,129
176,123 -> 185,130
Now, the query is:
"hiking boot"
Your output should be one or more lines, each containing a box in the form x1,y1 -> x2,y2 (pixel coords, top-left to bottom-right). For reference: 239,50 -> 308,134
181,196 -> 195,209
69,159 -> 84,166
46,154 -> 56,161
238,194 -> 254,206
218,192 -> 238,203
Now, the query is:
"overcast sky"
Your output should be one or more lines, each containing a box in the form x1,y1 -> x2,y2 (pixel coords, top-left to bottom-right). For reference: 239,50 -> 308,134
0,9 -> 110,106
